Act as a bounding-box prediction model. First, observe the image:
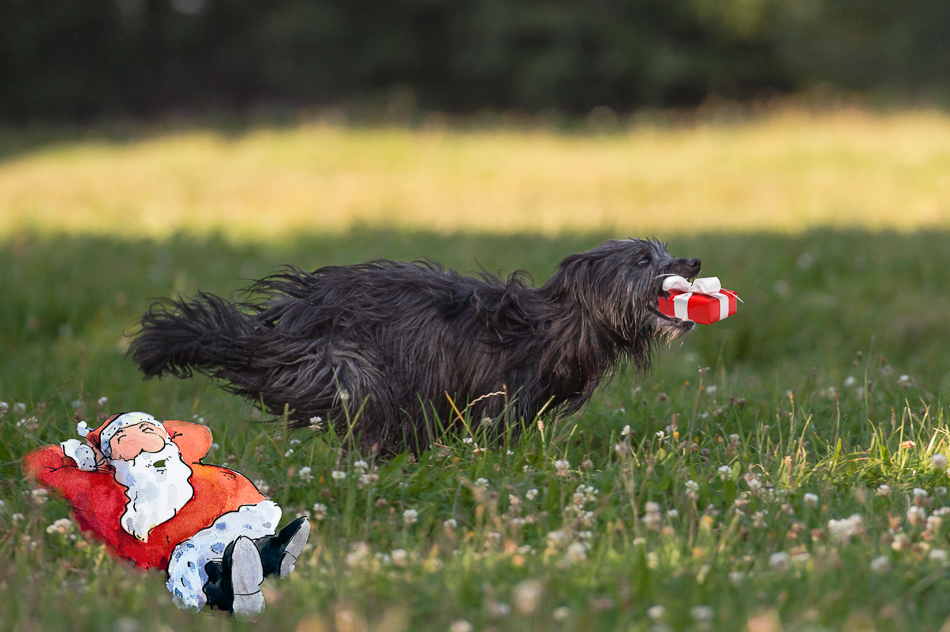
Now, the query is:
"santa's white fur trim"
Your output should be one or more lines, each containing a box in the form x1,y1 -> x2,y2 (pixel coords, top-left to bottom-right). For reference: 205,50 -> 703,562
166,500 -> 282,612
99,412 -> 166,458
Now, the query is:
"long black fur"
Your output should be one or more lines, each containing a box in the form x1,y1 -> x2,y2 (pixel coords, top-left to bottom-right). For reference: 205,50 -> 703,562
130,239 -> 701,454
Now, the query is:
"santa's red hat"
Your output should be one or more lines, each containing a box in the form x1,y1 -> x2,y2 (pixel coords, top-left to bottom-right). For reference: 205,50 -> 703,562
81,412 -> 167,458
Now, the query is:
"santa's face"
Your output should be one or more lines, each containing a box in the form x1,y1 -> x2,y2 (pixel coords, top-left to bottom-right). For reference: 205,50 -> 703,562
108,422 -> 167,461
110,436 -> 195,541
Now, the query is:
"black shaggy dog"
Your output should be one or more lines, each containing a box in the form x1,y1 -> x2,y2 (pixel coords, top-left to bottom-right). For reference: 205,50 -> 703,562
131,239 -> 700,454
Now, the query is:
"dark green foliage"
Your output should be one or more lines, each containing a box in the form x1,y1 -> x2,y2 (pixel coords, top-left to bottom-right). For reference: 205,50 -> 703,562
2,0 -> 949,121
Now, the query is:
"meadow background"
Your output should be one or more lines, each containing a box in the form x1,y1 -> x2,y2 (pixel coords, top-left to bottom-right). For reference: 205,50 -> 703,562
1,109 -> 950,632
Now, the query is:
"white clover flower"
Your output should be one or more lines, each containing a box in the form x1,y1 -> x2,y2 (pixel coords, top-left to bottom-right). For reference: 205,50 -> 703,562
877,484 -> 891,496
578,485 -> 598,502
552,606 -> 571,622
667,509 -> 679,518
30,489 -> 48,505
729,571 -> 745,585
312,503 -> 327,520
331,470 -> 346,480
705,385 -> 717,395
403,509 -> 419,525
891,533 -> 910,551
655,430 -> 666,441
309,416 -> 324,430
14,402 -> 26,414
298,466 -> 312,482
914,488 -> 929,498
463,437 -> 474,445
474,477 -> 489,489
804,493 -> 819,508
45,518 -> 73,535
690,605 -> 714,622
933,454 -> 948,471
554,459 -> 571,476
97,396 -> 108,407
844,376 -> 857,388
284,448 -> 295,458
443,518 -> 457,530
717,465 -> 732,480
621,425 -> 631,437
746,477 -> 762,492
930,549 -> 948,563
12,513 -> 24,523
769,551 -> 789,571
927,515 -> 942,532
360,472 -> 379,485
871,556 -> 891,573
565,542 -> 588,563
898,375 -> 912,389
507,450 -> 514,456
526,488 -> 539,500
391,549 -> 408,567
685,480 -> 699,492
614,443 -> 628,455
907,506 -> 928,527
0,401 -> 8,417
449,619 -> 472,632
647,605 -> 665,620
827,514 -> 864,542
289,438 -> 301,446
547,529 -> 569,546
513,579 -> 544,615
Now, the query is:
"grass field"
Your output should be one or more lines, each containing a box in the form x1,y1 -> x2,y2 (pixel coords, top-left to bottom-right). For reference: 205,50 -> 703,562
2,111 -> 950,632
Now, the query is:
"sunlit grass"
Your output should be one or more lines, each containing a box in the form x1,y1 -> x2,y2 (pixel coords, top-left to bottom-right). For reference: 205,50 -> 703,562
1,108 -> 949,240
3,111 -> 950,631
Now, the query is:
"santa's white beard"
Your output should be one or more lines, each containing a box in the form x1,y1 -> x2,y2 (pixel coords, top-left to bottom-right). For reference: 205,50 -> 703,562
112,441 -> 194,541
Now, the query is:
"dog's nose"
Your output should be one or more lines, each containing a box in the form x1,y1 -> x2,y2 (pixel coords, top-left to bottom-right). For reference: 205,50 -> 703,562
668,257 -> 701,278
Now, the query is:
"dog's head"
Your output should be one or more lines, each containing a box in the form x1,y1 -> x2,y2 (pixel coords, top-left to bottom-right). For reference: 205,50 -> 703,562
547,239 -> 701,343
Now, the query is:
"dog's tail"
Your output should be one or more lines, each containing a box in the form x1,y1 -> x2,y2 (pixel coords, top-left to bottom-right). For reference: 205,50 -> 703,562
129,292 -> 257,380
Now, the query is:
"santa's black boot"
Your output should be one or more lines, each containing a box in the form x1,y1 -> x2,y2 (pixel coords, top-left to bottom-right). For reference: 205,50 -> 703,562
255,516 -> 311,579
202,559 -> 233,612
229,536 -> 265,620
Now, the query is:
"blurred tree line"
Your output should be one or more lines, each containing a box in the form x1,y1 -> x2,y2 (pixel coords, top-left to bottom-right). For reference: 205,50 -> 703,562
2,0 -> 949,121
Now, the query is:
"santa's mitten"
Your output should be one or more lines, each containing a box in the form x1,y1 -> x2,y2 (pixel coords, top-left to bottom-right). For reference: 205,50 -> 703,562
60,439 -> 98,471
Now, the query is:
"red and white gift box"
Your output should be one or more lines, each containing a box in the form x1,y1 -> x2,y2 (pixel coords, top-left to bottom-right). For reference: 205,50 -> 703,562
656,276 -> 739,325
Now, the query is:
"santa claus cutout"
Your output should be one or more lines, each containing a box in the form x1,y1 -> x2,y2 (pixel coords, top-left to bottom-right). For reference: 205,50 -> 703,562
22,412 -> 311,619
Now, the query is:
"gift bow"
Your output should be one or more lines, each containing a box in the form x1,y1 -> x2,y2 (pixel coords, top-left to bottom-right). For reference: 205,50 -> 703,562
661,275 -> 733,322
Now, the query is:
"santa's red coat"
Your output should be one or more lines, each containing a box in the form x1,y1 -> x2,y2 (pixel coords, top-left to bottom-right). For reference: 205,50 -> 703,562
22,420 -> 265,571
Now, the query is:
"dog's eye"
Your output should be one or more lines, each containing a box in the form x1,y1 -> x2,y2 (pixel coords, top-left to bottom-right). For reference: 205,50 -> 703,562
638,256 -> 651,266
